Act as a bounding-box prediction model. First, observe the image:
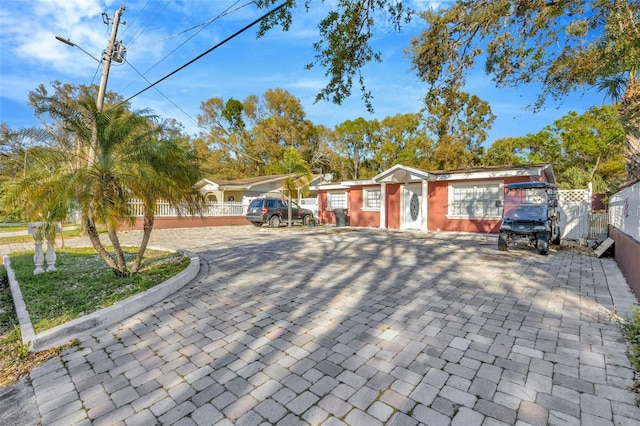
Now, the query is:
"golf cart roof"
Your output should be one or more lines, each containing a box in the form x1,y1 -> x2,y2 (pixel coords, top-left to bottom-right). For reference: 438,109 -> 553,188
505,182 -> 557,190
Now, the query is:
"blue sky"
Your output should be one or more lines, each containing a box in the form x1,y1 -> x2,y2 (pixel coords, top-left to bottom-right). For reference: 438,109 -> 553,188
0,0 -> 600,145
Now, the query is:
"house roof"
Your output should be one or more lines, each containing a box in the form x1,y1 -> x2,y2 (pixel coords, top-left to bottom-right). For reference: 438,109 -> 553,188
372,164 -> 432,183
317,163 -> 556,189
428,163 -> 556,183
196,174 -> 323,191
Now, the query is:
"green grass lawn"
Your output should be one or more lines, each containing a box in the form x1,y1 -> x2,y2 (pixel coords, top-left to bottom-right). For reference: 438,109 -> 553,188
7,247 -> 190,333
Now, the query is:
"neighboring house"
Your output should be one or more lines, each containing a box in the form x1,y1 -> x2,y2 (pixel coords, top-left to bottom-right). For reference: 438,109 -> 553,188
316,163 -> 556,234
122,174 -> 323,230
195,174 -> 323,204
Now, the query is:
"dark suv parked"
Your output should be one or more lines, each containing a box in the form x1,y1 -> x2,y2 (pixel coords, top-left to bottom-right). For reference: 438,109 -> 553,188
246,197 -> 313,228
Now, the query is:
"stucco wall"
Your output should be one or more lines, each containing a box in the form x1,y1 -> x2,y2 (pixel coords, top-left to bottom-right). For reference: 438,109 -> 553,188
317,192 -> 335,225
343,186 -> 381,227
121,216 -> 251,230
609,181 -> 640,300
386,184 -> 401,229
610,227 -> 640,300
427,177 -> 532,234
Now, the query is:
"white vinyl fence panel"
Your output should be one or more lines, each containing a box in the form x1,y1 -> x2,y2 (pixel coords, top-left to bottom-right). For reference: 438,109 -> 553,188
558,189 -> 590,240
127,200 -> 247,217
298,197 -> 319,219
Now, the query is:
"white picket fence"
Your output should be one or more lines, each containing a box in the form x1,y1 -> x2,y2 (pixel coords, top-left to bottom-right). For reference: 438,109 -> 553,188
127,200 -> 248,217
127,197 -> 319,218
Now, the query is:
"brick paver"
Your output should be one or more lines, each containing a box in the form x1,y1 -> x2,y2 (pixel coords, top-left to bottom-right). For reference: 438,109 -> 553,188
6,226 -> 640,425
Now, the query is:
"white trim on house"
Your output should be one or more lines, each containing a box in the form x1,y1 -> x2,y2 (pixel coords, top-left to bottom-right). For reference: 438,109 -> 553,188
341,179 -> 376,186
362,187 -> 382,211
380,183 -> 387,229
317,184 -> 350,191
373,164 -> 433,183
327,191 -> 348,210
431,164 -> 555,183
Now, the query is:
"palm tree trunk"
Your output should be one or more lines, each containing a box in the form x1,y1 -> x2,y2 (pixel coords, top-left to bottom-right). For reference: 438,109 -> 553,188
130,212 -> 154,274
620,76 -> 640,182
106,224 -> 129,277
84,216 -> 120,272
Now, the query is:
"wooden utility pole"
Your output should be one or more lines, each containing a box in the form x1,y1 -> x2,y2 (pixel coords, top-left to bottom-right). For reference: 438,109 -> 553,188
97,6 -> 125,112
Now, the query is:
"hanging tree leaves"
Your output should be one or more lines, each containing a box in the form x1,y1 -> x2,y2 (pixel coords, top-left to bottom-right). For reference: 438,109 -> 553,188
255,0 -> 640,180
407,0 -> 640,180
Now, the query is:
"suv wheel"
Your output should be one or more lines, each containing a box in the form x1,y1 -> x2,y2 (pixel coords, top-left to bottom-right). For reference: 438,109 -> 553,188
268,215 -> 282,228
302,215 -> 311,226
498,232 -> 508,251
251,222 -> 262,227
537,236 -> 549,255
551,226 -> 561,245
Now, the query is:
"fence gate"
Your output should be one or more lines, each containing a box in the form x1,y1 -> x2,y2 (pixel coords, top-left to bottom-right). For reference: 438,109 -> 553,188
558,189 -> 590,240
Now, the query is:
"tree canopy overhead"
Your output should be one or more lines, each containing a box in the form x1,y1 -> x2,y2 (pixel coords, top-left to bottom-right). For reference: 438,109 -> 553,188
407,0 -> 639,179
256,0 -> 640,180
256,0 -> 411,112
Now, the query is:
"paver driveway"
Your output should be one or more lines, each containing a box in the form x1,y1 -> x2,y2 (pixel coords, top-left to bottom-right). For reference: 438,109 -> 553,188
8,227 -> 640,425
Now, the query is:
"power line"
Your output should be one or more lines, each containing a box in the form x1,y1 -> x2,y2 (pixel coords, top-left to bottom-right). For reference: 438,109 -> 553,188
120,0 -> 246,93
124,58 -> 198,126
127,1 -> 252,50
120,2 -> 286,105
124,0 -> 173,47
126,56 -> 266,166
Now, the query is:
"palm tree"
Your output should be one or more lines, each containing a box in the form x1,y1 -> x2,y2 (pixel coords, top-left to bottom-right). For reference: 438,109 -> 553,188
598,71 -> 640,182
279,147 -> 313,227
4,96 -> 203,277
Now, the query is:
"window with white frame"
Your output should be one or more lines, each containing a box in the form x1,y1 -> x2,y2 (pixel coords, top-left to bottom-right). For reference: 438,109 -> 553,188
327,191 -> 347,210
448,182 -> 502,218
363,188 -> 381,210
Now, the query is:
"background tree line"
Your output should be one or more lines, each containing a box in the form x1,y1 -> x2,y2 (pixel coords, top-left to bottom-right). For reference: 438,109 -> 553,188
1,85 -> 627,224
193,87 -> 625,193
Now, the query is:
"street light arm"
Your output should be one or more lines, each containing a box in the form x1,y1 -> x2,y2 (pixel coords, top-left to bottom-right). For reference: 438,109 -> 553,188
55,36 -> 101,63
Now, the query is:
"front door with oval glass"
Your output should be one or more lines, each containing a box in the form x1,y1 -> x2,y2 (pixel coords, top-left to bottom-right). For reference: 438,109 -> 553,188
402,184 -> 423,230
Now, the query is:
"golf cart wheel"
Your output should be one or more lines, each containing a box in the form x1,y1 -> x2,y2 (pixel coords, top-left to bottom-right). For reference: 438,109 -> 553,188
268,215 -> 282,228
537,236 -> 549,255
498,232 -> 508,251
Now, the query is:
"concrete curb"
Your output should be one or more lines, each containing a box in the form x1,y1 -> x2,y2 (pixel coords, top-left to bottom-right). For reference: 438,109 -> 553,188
4,247 -> 200,352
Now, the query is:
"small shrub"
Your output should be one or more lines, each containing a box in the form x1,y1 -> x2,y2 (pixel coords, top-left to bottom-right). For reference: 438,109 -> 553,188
622,306 -> 640,372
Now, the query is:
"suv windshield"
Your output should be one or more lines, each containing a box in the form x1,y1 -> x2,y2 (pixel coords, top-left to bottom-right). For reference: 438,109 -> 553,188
503,188 -> 549,221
